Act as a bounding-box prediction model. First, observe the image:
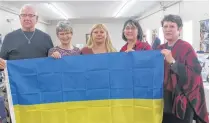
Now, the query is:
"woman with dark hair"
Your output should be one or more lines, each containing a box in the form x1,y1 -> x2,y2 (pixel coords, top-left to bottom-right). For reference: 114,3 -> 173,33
159,14 -> 208,123
120,19 -> 152,52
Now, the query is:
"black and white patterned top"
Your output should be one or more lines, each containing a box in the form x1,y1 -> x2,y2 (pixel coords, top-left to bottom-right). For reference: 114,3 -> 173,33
48,46 -> 81,57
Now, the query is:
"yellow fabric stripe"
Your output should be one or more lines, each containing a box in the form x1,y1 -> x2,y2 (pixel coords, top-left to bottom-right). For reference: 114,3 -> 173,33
14,99 -> 163,123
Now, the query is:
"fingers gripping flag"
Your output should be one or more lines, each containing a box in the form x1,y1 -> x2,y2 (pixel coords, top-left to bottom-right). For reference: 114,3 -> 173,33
5,51 -> 164,123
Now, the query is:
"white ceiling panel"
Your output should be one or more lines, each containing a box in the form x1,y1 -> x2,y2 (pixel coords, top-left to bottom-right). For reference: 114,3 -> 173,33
0,1 -> 159,21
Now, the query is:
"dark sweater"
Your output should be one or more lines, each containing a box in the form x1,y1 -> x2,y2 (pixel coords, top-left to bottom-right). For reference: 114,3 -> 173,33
0,28 -> 54,60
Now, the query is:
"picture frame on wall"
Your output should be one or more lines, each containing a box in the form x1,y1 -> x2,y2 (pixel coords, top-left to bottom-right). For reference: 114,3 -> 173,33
86,34 -> 90,44
0,34 -> 2,44
0,34 -> 2,51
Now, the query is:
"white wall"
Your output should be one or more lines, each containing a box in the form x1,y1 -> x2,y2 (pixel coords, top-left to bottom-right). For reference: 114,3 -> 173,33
139,1 -> 209,51
0,9 -> 49,40
47,20 -> 126,51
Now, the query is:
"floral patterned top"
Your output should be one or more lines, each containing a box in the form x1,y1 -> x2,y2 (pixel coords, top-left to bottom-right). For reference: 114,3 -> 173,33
48,46 -> 81,57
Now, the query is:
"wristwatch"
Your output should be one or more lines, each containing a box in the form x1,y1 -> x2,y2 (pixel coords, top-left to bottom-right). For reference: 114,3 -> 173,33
170,60 -> 176,66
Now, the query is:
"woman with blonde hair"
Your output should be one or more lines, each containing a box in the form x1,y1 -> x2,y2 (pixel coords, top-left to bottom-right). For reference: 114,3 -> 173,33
81,24 -> 116,54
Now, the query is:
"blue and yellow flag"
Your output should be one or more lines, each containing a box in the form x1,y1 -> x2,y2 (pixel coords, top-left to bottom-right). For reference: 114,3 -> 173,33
6,51 -> 164,123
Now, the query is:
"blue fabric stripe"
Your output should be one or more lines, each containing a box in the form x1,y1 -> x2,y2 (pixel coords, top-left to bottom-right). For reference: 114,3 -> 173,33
7,51 -> 164,105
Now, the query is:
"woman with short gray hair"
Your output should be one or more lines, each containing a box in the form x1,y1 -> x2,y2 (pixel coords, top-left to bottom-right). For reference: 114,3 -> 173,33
48,21 -> 80,58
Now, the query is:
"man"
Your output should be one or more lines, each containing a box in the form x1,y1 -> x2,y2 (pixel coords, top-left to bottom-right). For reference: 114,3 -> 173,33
0,4 -> 54,123
159,14 -> 208,123
0,4 -> 53,69
152,33 -> 161,49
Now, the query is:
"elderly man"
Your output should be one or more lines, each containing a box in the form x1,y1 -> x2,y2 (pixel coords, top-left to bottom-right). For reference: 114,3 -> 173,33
0,4 -> 53,123
0,4 -> 53,68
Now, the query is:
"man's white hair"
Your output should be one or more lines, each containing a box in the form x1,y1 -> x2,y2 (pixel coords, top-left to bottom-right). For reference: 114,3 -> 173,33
19,4 -> 38,15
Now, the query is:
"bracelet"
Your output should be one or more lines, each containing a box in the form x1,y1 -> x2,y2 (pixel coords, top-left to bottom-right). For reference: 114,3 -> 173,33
170,60 -> 175,66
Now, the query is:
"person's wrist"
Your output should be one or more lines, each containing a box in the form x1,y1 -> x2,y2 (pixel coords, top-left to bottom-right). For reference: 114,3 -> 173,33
170,59 -> 176,66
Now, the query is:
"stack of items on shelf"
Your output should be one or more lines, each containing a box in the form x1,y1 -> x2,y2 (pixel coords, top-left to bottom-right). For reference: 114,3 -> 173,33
197,53 -> 209,83
0,72 -> 7,123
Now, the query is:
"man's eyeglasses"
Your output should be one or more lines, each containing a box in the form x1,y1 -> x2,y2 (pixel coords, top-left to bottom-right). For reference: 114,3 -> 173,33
19,14 -> 36,18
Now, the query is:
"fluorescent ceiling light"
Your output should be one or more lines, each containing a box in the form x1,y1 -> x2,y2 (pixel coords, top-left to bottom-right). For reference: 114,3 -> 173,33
45,3 -> 69,20
114,0 -> 137,18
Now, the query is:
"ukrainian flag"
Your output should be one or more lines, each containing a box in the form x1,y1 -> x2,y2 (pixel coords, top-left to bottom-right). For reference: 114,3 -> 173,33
6,51 -> 164,123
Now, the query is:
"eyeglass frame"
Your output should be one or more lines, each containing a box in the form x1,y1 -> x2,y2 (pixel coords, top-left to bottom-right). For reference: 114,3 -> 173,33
58,31 -> 72,36
19,14 -> 37,18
